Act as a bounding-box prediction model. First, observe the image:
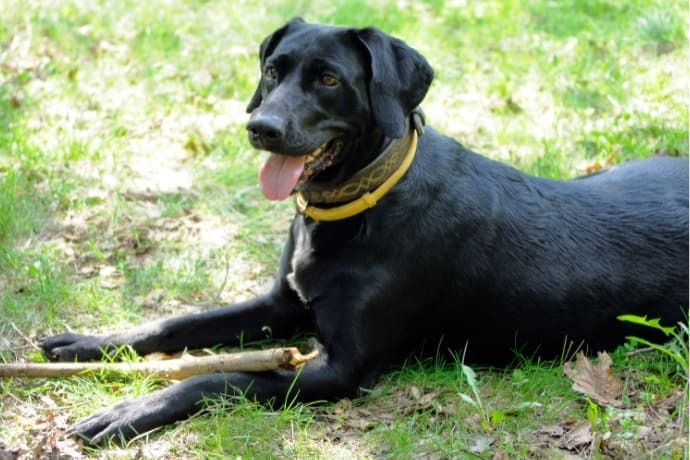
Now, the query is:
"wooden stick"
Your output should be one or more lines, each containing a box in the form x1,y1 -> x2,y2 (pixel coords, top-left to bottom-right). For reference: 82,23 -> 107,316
0,347 -> 319,380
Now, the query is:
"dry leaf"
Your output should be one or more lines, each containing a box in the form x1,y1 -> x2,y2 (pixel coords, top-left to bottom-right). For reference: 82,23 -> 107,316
536,424 -> 565,438
409,385 -> 422,400
468,435 -> 495,454
492,451 -> 510,460
581,148 -> 618,174
135,288 -> 165,309
397,385 -> 441,416
561,422 -> 593,450
563,351 -> 623,407
98,264 -> 128,289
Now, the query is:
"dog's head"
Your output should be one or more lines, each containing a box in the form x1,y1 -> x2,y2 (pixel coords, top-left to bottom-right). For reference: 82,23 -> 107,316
246,18 -> 434,201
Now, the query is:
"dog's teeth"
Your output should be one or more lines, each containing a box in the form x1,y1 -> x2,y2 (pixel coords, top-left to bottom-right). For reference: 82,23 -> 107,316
299,139 -> 341,184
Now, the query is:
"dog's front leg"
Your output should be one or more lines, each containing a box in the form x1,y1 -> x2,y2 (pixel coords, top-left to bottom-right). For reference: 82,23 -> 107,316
40,285 -> 306,361
70,350 -> 358,446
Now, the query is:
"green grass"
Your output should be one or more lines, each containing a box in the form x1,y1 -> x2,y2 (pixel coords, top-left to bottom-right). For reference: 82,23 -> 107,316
0,0 -> 687,457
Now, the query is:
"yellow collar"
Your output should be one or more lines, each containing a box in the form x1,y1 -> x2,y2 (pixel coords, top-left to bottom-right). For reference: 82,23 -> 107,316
295,129 -> 418,221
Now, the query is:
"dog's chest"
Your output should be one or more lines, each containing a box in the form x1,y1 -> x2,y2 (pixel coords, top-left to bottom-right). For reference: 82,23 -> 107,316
286,222 -> 316,304
286,216 -> 364,304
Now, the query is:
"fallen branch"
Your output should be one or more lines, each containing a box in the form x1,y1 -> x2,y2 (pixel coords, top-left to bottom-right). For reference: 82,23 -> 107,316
624,346 -> 655,358
0,347 -> 318,380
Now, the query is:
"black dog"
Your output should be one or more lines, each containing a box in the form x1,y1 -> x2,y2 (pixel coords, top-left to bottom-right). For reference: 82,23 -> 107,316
40,18 -> 688,444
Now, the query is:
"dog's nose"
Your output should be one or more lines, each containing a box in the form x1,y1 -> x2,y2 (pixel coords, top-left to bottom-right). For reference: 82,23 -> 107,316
247,114 -> 286,145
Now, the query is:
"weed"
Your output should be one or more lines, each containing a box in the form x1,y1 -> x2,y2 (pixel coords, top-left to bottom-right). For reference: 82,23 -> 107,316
457,360 -> 506,432
618,314 -> 690,381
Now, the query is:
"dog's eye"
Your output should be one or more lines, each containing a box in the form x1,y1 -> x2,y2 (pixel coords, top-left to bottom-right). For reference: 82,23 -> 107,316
319,73 -> 339,87
265,66 -> 278,79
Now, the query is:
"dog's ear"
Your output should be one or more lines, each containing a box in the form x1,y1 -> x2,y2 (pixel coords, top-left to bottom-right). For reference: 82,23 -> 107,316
246,18 -> 305,113
355,28 -> 434,138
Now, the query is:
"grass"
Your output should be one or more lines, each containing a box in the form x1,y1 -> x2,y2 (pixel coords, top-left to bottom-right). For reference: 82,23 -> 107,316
0,0 -> 687,457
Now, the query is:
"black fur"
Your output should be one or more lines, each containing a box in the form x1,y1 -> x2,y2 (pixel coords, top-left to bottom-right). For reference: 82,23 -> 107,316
40,19 -> 688,445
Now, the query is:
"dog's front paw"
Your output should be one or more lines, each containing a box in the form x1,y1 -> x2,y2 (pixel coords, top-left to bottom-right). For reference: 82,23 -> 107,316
71,399 -> 137,446
39,333 -> 105,362
70,397 -> 154,446
71,385 -> 194,446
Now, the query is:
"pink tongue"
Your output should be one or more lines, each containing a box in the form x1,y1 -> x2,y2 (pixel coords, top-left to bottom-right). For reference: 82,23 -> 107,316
259,154 -> 307,201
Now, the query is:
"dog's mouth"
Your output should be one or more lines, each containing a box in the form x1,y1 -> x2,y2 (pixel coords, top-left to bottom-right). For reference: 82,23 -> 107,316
259,137 -> 344,201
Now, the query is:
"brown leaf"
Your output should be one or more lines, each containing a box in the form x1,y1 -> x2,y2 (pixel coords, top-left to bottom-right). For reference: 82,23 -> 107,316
563,351 -> 623,407
651,388 -> 685,415
9,94 -> 22,108
492,451 -> 510,460
397,386 -> 441,416
135,288 -> 165,309
581,147 -> 618,174
527,423 -> 568,448
561,421 -> 593,451
536,424 -> 565,438
98,264 -> 125,289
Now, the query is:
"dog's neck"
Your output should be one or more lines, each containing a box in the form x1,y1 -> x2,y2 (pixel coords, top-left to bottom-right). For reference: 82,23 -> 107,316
294,108 -> 424,221
297,108 -> 425,207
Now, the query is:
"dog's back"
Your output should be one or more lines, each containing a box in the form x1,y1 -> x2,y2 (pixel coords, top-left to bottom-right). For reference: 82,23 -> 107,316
405,133 -> 688,361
